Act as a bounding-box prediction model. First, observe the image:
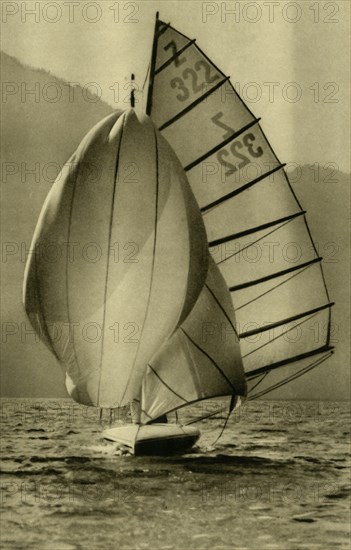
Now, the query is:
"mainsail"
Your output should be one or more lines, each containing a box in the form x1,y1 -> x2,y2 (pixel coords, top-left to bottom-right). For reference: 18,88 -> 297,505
145,15 -> 334,400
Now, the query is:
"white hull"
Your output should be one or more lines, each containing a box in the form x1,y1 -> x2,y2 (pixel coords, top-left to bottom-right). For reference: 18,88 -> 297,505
103,423 -> 200,456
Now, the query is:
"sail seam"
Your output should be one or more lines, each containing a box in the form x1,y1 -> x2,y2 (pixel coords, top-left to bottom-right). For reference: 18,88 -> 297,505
96,114 -> 126,405
147,364 -> 188,402
201,163 -> 284,213
216,215 -> 302,266
239,302 -> 334,339
180,328 -> 237,393
209,211 -> 304,247
154,40 -> 196,74
118,129 -> 160,406
230,257 -> 323,292
241,310 -> 321,359
235,262 -> 315,311
158,76 -> 230,131
184,118 -> 260,172
204,283 -> 238,338
245,345 -> 334,379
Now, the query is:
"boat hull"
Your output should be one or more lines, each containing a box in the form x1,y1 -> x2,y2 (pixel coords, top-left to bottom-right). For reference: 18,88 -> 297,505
103,424 -> 200,456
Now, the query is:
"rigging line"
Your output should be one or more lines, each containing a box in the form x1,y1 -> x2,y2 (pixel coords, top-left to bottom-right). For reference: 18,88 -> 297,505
230,257 -> 323,293
246,344 -> 334,379
144,390 -> 248,425
201,163 -> 284,214
248,352 -> 333,400
247,372 -> 269,394
241,310 -> 321,359
142,62 -> 150,91
148,364 -> 188,403
235,262 -> 314,312
158,76 -> 230,131
185,407 -> 227,426
209,210 -> 304,248
248,362 -> 322,400
216,215 -> 301,266
239,302 -> 334,339
180,327 -> 237,394
154,39 -> 196,74
118,130 -> 160,406
96,114 -> 126,405
185,118 -> 260,172
212,395 -> 237,446
204,283 -> 238,338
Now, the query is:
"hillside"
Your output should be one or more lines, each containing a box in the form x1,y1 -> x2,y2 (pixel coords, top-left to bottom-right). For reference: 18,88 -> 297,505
1,51 -> 349,399
1,51 -> 114,397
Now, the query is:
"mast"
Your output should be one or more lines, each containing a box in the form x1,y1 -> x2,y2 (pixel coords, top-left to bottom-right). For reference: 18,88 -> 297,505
146,12 -> 160,115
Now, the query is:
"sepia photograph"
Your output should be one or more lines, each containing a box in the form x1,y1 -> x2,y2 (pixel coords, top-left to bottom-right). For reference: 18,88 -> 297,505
1,1 -> 350,549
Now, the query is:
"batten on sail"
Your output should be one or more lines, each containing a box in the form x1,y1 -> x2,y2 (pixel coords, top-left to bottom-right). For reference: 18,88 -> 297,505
140,256 -> 246,423
146,15 -> 334,399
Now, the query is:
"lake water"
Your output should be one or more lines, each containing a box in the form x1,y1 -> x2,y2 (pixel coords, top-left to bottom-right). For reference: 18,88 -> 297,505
1,398 -> 350,550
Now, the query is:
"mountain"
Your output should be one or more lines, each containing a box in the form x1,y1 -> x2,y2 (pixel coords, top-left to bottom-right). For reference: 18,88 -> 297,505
1,51 -> 114,397
1,52 -> 349,400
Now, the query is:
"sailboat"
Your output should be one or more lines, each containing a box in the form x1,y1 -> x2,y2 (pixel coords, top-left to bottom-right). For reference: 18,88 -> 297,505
23,14 -> 334,455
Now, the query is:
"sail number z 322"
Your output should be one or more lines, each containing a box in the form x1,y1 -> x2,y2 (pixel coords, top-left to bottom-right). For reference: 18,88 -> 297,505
216,133 -> 264,177
169,60 -> 219,101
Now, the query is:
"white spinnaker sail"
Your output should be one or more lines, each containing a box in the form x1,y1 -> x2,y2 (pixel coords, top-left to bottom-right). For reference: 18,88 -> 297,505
146,17 -> 334,396
23,110 -> 212,408
23,108 -> 246,413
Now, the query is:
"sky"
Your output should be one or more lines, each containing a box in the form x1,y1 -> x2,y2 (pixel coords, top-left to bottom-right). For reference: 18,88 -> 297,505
1,0 -> 350,172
